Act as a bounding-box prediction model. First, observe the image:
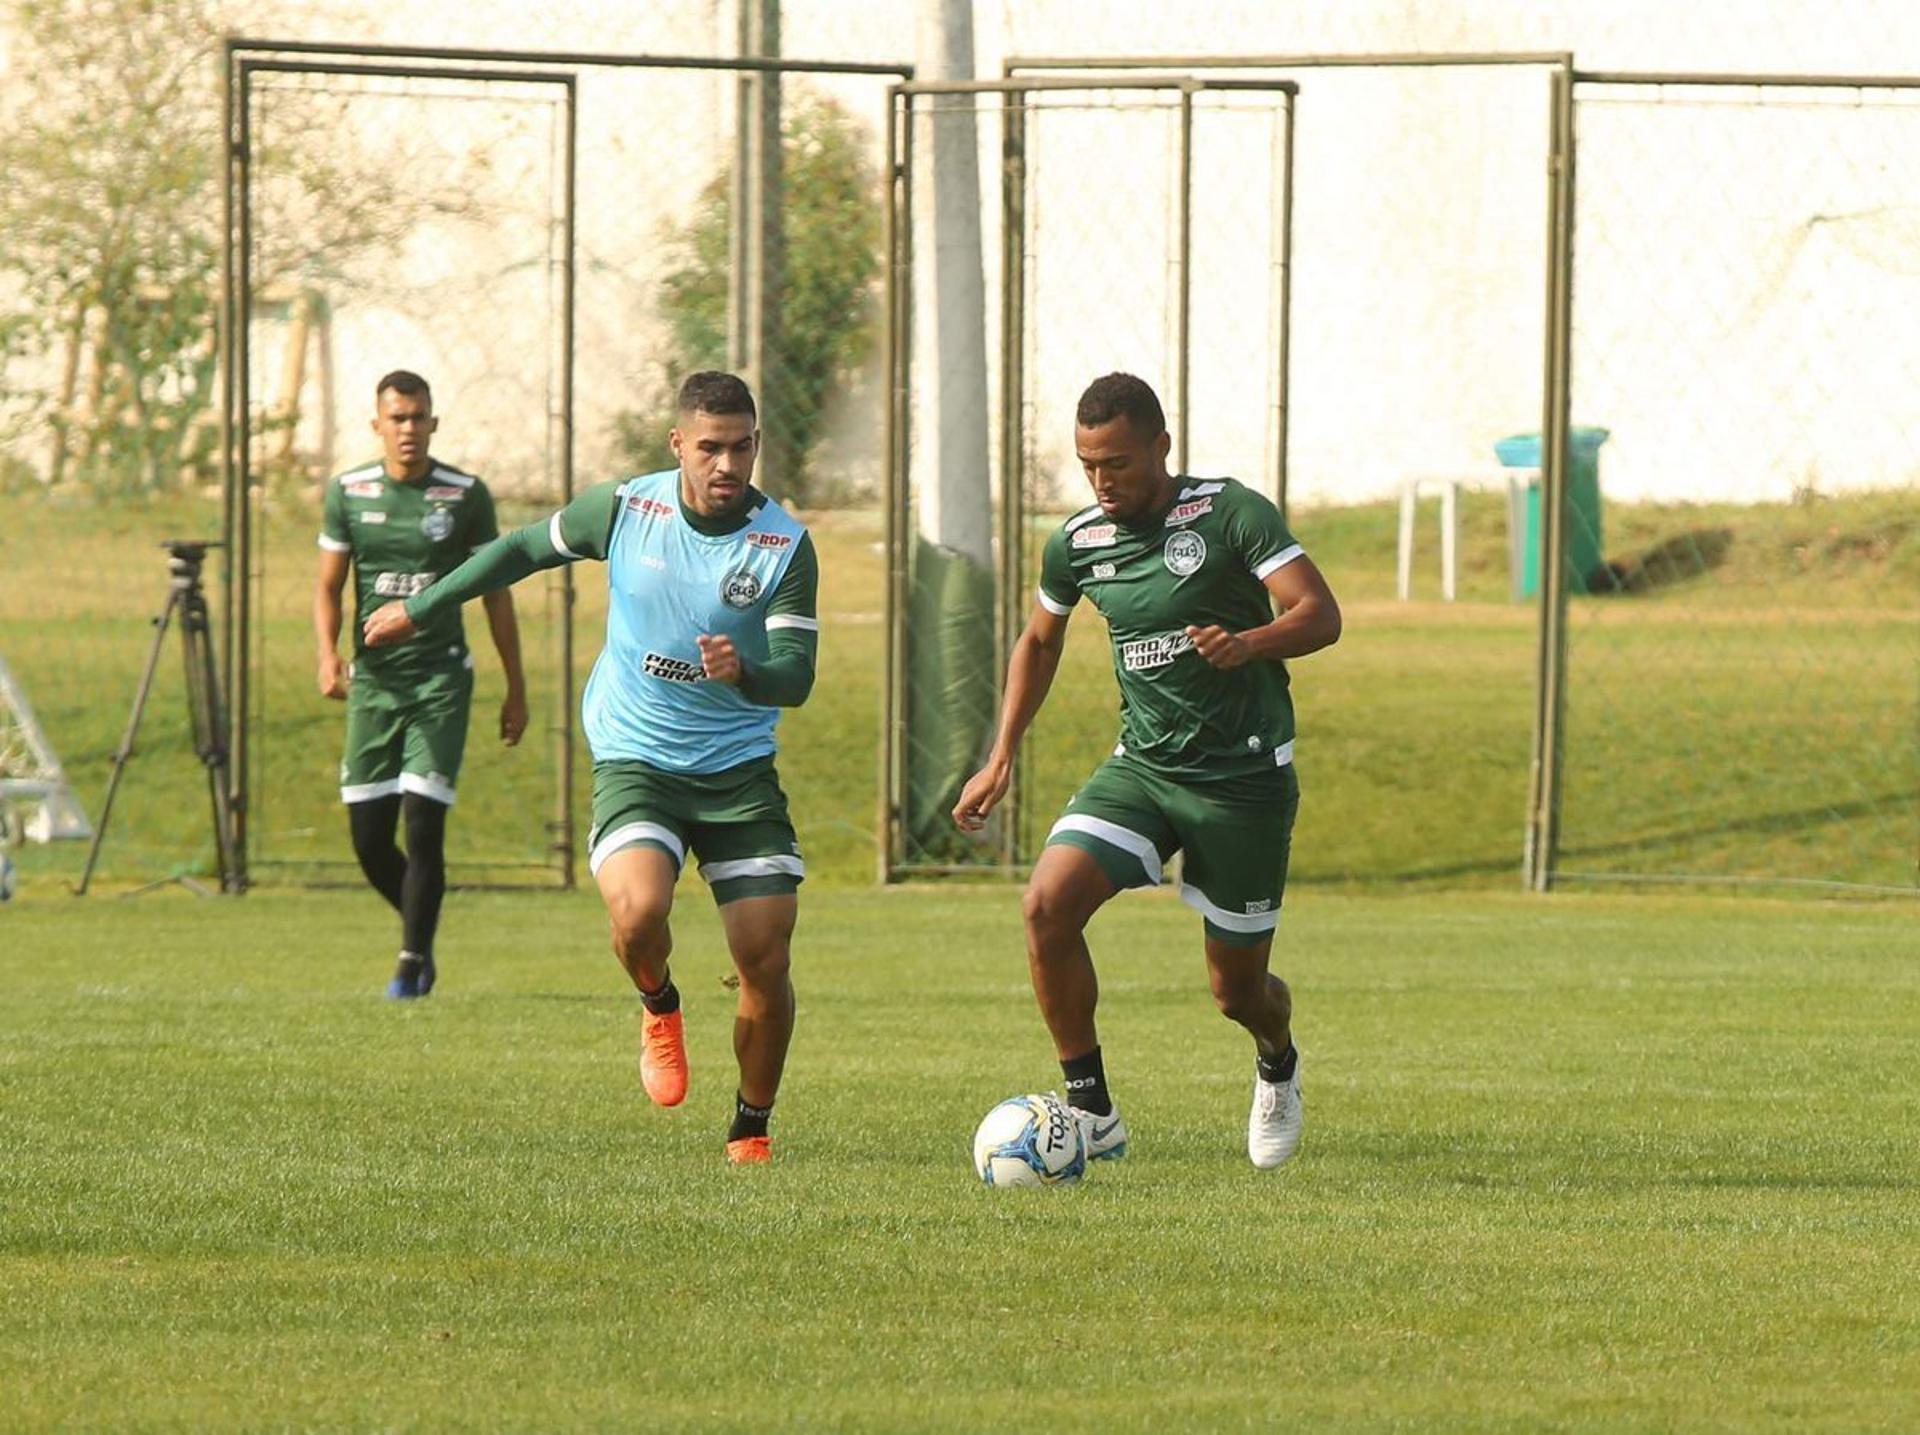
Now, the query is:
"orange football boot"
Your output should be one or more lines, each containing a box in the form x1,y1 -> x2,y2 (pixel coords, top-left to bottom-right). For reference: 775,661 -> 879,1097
725,1136 -> 772,1165
638,1008 -> 688,1107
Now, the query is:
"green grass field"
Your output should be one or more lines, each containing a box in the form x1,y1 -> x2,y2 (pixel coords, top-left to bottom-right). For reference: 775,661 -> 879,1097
3,483 -> 1914,894
4,886 -> 1918,1430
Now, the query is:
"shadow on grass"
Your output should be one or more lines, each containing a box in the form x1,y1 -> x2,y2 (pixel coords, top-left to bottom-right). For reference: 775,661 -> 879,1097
1590,526 -> 1733,595
1557,787 -> 1915,866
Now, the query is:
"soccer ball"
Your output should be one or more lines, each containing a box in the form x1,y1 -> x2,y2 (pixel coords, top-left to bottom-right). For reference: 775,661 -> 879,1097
971,1093 -> 1087,1188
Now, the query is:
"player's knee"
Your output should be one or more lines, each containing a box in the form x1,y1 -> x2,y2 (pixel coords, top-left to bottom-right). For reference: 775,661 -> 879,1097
604,886 -> 672,956
1022,879 -> 1089,941
732,938 -> 791,993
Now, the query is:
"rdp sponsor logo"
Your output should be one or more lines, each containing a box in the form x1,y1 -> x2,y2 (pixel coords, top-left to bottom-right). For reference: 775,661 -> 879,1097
1071,523 -> 1118,549
626,496 -> 676,521
744,531 -> 793,550
1163,497 -> 1213,526
424,485 -> 468,502
1118,630 -> 1194,672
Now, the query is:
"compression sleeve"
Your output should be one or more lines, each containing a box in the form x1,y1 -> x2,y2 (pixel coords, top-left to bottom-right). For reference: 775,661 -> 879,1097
403,521 -> 559,625
737,532 -> 819,708
403,481 -> 623,625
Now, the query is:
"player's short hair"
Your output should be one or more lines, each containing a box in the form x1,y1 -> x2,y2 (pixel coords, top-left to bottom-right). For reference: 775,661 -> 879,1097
375,370 -> 432,409
677,371 -> 757,421
1076,373 -> 1165,438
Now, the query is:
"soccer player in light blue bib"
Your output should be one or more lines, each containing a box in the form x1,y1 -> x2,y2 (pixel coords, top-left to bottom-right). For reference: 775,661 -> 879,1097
364,373 -> 818,1165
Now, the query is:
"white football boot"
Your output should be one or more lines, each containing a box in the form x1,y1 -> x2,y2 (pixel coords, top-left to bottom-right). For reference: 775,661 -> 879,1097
1074,1105 -> 1130,1162
1248,1055 -> 1303,1170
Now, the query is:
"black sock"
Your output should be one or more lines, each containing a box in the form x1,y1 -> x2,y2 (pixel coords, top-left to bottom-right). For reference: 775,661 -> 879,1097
728,1092 -> 772,1142
638,978 -> 680,1016
1061,1047 -> 1111,1116
1257,1044 -> 1297,1085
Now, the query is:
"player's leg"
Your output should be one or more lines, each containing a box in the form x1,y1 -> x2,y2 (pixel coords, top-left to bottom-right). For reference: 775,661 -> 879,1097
715,893 -> 796,1165
687,757 -> 805,1164
398,794 -> 448,990
1036,757 -> 1178,1159
346,794 -> 405,913
390,666 -> 472,999
339,679 -> 414,994
1173,762 -> 1303,1168
589,761 -> 693,1107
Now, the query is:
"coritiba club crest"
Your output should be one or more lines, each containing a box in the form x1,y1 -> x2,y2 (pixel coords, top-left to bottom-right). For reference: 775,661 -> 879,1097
720,568 -> 764,610
1163,530 -> 1206,577
421,509 -> 455,542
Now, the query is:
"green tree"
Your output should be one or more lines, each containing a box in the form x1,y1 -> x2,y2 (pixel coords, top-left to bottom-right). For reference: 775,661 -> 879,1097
614,92 -> 882,504
0,0 -> 482,494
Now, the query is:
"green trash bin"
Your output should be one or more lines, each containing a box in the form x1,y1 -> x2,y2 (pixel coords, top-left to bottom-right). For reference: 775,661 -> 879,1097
1494,427 -> 1609,597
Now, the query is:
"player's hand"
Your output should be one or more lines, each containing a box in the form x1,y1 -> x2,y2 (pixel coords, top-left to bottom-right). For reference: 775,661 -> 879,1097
697,634 -> 742,685
363,601 -> 417,649
1186,624 -> 1252,670
953,758 -> 1012,833
317,651 -> 349,700
500,690 -> 528,747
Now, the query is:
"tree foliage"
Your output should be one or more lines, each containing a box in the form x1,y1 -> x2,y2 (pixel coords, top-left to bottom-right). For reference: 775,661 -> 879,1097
614,92 -> 882,504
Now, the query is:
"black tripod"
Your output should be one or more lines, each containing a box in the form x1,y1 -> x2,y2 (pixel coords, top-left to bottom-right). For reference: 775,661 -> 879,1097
77,540 -> 239,896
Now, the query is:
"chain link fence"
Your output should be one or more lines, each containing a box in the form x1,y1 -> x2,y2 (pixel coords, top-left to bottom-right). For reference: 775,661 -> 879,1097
1560,77 -> 1920,893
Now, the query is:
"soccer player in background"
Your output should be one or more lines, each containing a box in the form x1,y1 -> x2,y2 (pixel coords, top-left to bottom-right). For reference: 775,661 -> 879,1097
362,372 -> 817,1166
953,372 -> 1341,1170
315,370 -> 529,1001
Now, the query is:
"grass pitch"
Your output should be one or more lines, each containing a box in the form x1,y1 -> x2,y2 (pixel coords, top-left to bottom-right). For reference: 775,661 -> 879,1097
4,885 -> 1918,1431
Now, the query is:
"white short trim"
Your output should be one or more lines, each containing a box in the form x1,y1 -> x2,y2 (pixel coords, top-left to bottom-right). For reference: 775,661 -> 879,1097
1252,544 -> 1305,580
429,465 -> 475,489
1180,883 -> 1280,934
340,778 -> 402,804
399,771 -> 457,807
1062,504 -> 1105,533
765,614 -> 819,632
699,854 -> 806,884
1036,586 -> 1076,616
1048,814 -> 1162,886
317,534 -> 352,553
548,512 -> 582,560
589,821 -> 686,876
1271,739 -> 1294,767
1179,480 -> 1226,499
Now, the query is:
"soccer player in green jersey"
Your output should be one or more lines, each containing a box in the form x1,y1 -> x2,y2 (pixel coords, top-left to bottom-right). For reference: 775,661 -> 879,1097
954,372 -> 1342,1170
314,370 -> 529,1000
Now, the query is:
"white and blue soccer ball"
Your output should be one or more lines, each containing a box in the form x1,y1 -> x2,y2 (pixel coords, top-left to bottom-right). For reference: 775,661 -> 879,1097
972,1093 -> 1087,1188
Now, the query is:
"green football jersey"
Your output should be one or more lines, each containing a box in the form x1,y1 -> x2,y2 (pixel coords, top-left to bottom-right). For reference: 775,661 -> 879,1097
1038,477 -> 1305,778
319,458 -> 500,678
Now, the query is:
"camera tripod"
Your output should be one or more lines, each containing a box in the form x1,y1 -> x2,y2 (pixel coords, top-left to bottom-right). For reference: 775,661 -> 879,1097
76,541 -> 240,896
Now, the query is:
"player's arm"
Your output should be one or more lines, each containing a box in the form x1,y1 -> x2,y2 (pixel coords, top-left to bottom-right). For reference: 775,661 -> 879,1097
314,486 -> 352,699
1188,493 -> 1342,670
362,482 -> 622,648
701,533 -> 820,706
1188,555 -> 1342,670
481,589 -> 528,745
465,484 -> 529,745
952,595 -> 1074,834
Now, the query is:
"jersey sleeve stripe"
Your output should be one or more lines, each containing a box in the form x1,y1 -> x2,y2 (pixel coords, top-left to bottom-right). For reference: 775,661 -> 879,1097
548,512 -> 583,560
765,614 -> 819,632
1036,586 -> 1076,616
318,534 -> 351,553
1252,544 -> 1304,579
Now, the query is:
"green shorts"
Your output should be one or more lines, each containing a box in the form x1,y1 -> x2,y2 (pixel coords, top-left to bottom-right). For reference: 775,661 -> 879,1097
589,756 -> 804,906
1045,753 -> 1300,947
339,661 -> 474,806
